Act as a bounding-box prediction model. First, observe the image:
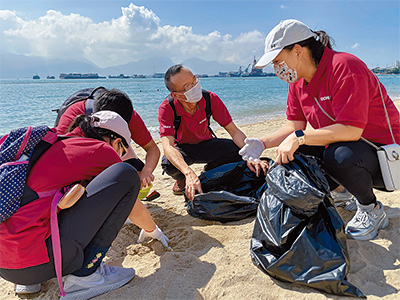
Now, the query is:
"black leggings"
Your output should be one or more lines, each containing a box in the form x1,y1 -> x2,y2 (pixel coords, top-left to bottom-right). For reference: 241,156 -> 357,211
297,140 -> 385,205
0,162 -> 140,285
161,138 -> 242,180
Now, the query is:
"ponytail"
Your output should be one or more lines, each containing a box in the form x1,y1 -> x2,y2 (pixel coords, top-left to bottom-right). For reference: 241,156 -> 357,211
284,30 -> 335,67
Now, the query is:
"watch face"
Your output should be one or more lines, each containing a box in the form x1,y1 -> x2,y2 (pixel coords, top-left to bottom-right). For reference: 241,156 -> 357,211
295,130 -> 304,137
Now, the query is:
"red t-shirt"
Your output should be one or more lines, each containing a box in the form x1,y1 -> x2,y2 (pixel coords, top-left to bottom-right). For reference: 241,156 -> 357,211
286,48 -> 400,145
56,101 -> 153,147
158,91 -> 233,144
0,134 -> 122,269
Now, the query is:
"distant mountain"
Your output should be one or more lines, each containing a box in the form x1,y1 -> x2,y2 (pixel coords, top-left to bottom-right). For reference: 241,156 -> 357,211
0,53 -> 99,79
0,53 -> 244,79
182,57 -> 240,75
102,56 -> 174,76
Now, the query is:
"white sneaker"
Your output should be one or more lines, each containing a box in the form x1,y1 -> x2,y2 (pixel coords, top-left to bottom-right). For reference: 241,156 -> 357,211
15,283 -> 41,294
331,189 -> 357,211
61,263 -> 135,300
345,201 -> 389,241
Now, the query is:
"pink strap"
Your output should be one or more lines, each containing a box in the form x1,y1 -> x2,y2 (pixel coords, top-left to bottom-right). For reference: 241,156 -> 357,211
0,134 -> 8,147
42,128 -> 58,144
15,126 -> 32,161
50,190 -> 66,297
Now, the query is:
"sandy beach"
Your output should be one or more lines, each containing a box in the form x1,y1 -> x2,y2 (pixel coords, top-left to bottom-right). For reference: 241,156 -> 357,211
1,101 -> 399,300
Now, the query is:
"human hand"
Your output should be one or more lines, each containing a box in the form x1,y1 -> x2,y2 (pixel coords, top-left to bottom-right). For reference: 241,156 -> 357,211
140,168 -> 154,189
137,225 -> 170,248
246,160 -> 269,177
185,169 -> 203,201
275,133 -> 299,164
239,138 -> 265,162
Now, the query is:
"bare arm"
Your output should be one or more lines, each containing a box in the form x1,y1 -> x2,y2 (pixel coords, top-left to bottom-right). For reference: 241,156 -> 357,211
224,122 -> 246,148
128,199 -> 156,231
260,120 -> 307,149
139,139 -> 161,188
276,123 -> 363,164
161,136 -> 202,200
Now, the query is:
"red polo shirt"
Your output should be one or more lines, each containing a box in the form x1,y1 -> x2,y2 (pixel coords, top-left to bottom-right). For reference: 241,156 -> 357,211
56,101 -> 153,147
0,132 -> 121,269
286,48 -> 400,145
158,91 -> 233,144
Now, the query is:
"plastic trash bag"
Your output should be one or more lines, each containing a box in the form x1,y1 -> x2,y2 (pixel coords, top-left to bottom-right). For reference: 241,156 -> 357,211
185,160 -> 268,222
250,154 -> 365,298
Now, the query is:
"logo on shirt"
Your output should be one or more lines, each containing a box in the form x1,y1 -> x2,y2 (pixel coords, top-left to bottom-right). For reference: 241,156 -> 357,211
320,96 -> 330,101
163,125 -> 172,129
199,118 -> 207,124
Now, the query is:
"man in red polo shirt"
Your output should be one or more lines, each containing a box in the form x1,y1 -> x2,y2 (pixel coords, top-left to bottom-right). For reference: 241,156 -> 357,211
158,65 -> 247,200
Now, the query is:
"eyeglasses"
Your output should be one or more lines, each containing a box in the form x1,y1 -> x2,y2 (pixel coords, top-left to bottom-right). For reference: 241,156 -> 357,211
173,76 -> 199,93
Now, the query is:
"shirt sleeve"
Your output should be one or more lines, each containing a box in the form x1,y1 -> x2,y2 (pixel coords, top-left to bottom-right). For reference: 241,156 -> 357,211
158,98 -> 175,138
286,83 -> 306,122
128,110 -> 153,147
209,92 -> 232,127
56,101 -> 86,134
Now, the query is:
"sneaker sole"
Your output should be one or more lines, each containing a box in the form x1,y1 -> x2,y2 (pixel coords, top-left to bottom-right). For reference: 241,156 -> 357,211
346,212 -> 389,241
61,272 -> 135,300
172,191 -> 183,195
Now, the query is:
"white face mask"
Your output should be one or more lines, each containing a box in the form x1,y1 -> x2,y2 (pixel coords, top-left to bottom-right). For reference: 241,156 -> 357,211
184,82 -> 203,103
274,61 -> 298,83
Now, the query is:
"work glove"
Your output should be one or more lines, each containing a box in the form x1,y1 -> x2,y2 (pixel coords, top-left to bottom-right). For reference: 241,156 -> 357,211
239,138 -> 265,162
137,225 -> 170,248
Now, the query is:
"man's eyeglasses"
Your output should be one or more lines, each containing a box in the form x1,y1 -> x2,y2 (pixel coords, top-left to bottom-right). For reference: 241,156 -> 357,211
173,76 -> 199,93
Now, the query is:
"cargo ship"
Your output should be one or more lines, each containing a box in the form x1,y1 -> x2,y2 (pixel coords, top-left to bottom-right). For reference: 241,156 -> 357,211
59,73 -> 106,79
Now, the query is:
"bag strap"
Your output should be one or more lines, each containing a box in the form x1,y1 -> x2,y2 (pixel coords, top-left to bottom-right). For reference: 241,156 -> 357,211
167,95 -> 181,143
373,74 -> 396,144
203,90 -> 217,138
50,190 -> 66,297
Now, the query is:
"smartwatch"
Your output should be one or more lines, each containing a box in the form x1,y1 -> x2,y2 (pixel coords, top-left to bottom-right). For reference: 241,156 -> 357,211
295,130 -> 305,145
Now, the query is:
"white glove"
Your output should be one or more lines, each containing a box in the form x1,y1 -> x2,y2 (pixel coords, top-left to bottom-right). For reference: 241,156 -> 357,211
137,225 -> 170,248
239,138 -> 265,162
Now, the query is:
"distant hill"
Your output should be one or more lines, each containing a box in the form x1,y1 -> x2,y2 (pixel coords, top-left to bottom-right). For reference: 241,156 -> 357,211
0,53 -> 246,79
0,53 -> 100,79
181,57 -> 241,75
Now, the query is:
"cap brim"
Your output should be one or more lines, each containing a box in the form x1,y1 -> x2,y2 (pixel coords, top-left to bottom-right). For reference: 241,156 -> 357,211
255,48 -> 283,68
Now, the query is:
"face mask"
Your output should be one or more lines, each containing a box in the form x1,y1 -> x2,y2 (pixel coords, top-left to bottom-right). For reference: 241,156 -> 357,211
184,82 -> 203,103
274,61 -> 298,83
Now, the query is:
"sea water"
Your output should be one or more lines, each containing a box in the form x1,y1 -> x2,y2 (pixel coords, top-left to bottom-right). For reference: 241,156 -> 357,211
1,75 -> 399,137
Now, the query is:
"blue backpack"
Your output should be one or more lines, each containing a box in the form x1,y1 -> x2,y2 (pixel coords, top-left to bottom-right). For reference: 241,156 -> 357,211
0,125 -> 58,223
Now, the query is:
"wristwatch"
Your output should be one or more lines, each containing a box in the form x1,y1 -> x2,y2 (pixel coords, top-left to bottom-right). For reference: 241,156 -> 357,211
295,130 -> 305,145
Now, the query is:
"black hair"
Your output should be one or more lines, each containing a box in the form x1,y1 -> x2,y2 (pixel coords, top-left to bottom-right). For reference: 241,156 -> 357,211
67,114 -> 129,148
93,89 -> 133,124
164,64 -> 184,92
284,30 -> 334,67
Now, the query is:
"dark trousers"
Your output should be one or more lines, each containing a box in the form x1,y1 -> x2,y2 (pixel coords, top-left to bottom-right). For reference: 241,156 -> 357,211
161,138 -> 242,180
297,140 -> 385,205
0,162 -> 140,285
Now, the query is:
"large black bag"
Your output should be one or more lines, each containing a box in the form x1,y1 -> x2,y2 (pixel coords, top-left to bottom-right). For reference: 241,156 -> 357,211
250,154 -> 365,298
185,161 -> 268,222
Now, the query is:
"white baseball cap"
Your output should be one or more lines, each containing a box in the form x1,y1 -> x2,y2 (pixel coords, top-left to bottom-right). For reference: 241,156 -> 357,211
92,110 -> 137,160
256,19 -> 317,68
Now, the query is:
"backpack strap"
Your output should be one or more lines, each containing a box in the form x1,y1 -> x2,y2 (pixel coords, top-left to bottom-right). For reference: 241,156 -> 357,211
167,91 -> 216,144
202,90 -> 217,138
167,95 -> 181,144
85,99 -> 94,115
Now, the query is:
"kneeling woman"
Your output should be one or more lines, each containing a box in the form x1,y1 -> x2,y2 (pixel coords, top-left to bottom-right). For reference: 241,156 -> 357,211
0,111 -> 169,299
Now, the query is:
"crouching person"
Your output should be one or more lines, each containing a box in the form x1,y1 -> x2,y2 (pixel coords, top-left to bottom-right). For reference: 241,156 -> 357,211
0,111 -> 168,299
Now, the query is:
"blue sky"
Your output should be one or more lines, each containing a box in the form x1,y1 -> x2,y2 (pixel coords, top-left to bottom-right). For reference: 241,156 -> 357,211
1,0 -> 399,70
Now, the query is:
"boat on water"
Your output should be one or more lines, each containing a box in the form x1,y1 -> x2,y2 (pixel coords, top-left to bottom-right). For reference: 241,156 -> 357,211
59,73 -> 106,79
33,74 -> 40,79
47,75 -> 55,79
108,74 -> 131,79
226,56 -> 275,77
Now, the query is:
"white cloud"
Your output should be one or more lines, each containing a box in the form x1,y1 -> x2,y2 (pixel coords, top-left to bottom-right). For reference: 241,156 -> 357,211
351,43 -> 360,49
280,5 -> 286,9
0,3 -> 265,67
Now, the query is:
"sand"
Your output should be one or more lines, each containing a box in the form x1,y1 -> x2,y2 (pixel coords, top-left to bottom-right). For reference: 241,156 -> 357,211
1,101 -> 399,300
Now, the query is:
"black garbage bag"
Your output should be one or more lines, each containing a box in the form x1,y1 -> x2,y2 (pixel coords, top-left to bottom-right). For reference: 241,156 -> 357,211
185,160 -> 268,222
250,154 -> 365,298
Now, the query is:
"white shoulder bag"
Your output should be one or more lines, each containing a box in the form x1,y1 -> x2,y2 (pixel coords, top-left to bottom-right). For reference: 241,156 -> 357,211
313,74 -> 400,191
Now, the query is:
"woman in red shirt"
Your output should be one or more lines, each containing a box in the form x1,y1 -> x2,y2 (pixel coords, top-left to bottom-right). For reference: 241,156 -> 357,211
240,19 -> 400,241
0,111 -> 169,299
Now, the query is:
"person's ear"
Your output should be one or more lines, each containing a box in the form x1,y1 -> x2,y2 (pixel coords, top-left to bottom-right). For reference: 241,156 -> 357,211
110,137 -> 125,157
